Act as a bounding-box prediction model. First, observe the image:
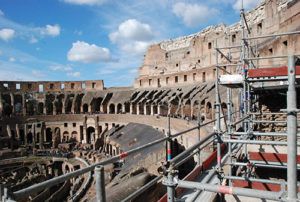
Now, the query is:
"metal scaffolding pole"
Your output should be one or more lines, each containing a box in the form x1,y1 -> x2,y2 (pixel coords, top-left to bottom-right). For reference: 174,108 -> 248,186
176,180 -> 283,201
95,165 -> 106,202
287,55 -> 298,202
167,115 -> 172,161
197,111 -> 201,166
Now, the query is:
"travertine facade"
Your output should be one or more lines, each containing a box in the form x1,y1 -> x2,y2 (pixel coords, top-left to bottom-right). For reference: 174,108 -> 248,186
135,0 -> 300,88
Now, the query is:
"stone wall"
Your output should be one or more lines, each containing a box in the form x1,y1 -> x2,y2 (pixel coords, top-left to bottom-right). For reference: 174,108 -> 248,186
135,0 -> 300,88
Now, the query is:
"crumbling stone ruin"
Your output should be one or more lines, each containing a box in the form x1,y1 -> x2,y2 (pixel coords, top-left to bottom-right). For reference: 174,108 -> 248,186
0,0 -> 299,201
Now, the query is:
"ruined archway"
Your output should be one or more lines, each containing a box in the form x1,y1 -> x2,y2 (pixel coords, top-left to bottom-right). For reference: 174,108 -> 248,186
183,99 -> 191,118
117,103 -> 122,114
138,103 -> 144,115
27,132 -> 33,144
74,94 -> 84,113
146,104 -> 151,115
86,126 -> 95,144
53,127 -> 61,148
46,94 -> 55,115
83,103 -> 88,113
63,131 -> 69,142
124,102 -> 130,113
91,97 -> 102,113
14,94 -> 23,114
206,102 -> 212,119
71,131 -> 78,142
192,100 -> 200,118
46,128 -> 52,143
38,102 -> 44,114
65,94 -> 74,114
109,103 -> 115,114
153,105 -> 158,115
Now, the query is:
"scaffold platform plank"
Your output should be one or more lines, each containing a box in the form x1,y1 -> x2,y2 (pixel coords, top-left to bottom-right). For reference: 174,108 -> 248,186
248,66 -> 300,78
248,152 -> 300,164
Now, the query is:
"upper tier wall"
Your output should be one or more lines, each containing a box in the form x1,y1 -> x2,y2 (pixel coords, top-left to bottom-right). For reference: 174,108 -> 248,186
0,80 -> 104,93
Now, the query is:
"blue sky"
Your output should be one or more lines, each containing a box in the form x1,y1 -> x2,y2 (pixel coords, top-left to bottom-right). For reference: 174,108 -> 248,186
0,0 -> 260,87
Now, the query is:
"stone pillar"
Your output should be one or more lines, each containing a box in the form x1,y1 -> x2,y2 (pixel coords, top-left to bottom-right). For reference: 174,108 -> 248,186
130,104 -> 133,114
151,104 -> 154,115
53,104 -> 57,115
137,104 -> 140,115
16,124 -> 20,140
122,104 -> 125,114
100,105 -> 104,113
62,103 -> 65,114
144,104 -> 147,115
10,93 -> 14,114
24,124 -> 27,146
88,104 -> 92,113
22,93 -> 26,115
115,105 -> 118,114
40,123 -> 45,149
33,124 -> 36,148
158,104 -> 161,115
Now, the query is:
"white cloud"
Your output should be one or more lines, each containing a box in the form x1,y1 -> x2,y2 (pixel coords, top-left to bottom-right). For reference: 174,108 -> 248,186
109,19 -> 154,56
0,28 -> 15,41
49,65 -> 72,71
9,57 -> 15,62
63,0 -> 107,6
0,9 -> 4,16
74,30 -> 82,35
233,0 -> 261,11
98,69 -> 115,75
121,41 -> 152,57
67,71 -> 81,77
67,41 -> 112,63
109,19 -> 154,43
129,69 -> 138,74
31,70 -> 45,77
172,2 -> 218,27
40,24 -> 60,37
29,36 -> 38,43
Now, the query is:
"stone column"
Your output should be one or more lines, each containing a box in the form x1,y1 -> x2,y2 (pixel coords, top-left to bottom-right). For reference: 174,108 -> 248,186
16,124 -> 20,140
151,104 -> 154,115
53,104 -> 57,115
115,105 -> 118,114
100,105 -> 104,113
122,104 -> 125,114
158,104 -> 161,115
10,93 -> 14,114
22,93 -> 26,115
144,104 -> 147,115
24,124 -> 27,146
130,104 -> 133,114
40,123 -> 45,149
137,104 -> 140,115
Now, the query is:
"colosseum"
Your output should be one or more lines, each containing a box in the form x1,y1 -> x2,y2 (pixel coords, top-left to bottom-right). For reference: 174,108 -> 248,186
0,0 -> 300,201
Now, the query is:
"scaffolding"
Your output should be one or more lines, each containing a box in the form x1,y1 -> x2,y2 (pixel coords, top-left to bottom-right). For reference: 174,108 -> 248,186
162,7 -> 300,202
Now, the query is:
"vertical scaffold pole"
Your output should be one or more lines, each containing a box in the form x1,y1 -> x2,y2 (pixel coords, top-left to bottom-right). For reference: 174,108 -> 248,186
167,172 -> 175,202
167,115 -> 172,161
215,39 -> 221,169
227,28 -> 233,186
197,111 -> 201,166
287,55 -> 297,202
95,165 -> 106,202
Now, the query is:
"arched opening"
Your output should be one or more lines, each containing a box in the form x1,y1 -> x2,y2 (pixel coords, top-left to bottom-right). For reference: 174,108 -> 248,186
46,128 -> 52,142
71,131 -> 78,142
83,103 -> 89,113
183,100 -> 191,119
125,102 -> 130,113
159,103 -> 168,116
38,102 -> 44,114
19,129 -> 25,144
192,100 -> 200,119
65,95 -> 73,114
53,127 -> 61,148
2,94 -> 12,116
109,104 -> 115,114
91,97 -> 102,113
221,102 -> 228,119
117,103 -> 122,114
74,94 -> 84,114
27,132 -> 33,144
153,105 -> 158,114
46,94 -> 55,115
63,131 -> 69,143
86,127 -> 95,144
206,102 -> 212,119
146,104 -> 151,115
138,103 -> 144,115
36,132 -> 40,143
65,165 -> 70,173
14,94 -> 23,114
55,94 -> 64,114
132,103 -> 137,114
